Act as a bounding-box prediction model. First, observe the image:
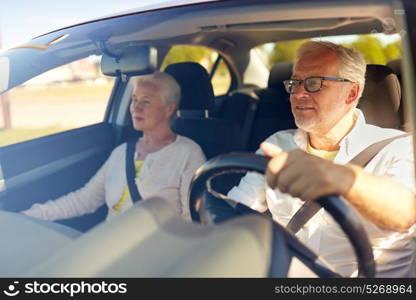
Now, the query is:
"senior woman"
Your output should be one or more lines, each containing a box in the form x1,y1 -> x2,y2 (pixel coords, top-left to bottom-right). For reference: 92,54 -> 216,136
22,72 -> 206,221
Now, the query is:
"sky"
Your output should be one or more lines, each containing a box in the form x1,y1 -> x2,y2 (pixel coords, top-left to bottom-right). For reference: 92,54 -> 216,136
0,0 -> 198,49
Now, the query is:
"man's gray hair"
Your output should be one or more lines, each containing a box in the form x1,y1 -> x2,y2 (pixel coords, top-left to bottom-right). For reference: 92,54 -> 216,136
295,41 -> 367,99
134,71 -> 181,107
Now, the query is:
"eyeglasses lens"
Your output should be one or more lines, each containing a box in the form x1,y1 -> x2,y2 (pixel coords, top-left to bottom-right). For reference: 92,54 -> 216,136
305,77 -> 322,92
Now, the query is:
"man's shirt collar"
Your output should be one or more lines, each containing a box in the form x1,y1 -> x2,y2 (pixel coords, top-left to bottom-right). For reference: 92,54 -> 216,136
292,108 -> 401,164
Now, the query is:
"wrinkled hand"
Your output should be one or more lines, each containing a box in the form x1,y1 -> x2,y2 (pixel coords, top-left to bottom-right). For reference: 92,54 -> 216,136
260,142 -> 357,202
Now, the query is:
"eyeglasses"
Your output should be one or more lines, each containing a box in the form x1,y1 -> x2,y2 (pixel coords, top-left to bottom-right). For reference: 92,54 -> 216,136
283,76 -> 353,94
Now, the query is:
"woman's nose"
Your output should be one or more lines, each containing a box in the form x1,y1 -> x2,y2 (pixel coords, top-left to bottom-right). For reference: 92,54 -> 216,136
131,101 -> 143,111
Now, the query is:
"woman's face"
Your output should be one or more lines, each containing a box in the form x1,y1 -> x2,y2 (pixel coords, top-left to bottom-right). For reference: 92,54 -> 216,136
130,80 -> 176,132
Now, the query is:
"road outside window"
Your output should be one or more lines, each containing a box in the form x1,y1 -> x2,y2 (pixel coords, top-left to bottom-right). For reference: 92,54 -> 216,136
0,55 -> 114,146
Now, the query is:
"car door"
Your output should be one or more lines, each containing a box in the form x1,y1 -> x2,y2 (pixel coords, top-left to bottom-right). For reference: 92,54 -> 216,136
0,55 -> 119,232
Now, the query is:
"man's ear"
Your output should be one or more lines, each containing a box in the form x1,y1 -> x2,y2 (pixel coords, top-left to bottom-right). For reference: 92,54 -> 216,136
346,83 -> 360,105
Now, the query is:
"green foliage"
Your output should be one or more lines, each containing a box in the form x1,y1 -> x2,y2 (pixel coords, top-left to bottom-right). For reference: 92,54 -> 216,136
269,39 -> 310,67
383,40 -> 401,62
346,35 -> 401,64
350,35 -> 386,64
267,35 -> 401,66
160,45 -> 215,71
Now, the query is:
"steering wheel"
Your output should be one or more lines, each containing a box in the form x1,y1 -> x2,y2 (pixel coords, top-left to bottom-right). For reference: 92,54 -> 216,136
189,152 -> 375,278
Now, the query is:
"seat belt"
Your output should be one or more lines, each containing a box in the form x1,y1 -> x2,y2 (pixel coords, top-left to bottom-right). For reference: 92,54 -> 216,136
286,133 -> 411,234
241,93 -> 259,150
126,140 -> 143,203
346,133 -> 411,166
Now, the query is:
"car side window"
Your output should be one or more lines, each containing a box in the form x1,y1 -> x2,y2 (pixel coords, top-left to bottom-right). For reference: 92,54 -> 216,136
161,45 -> 231,96
0,55 -> 115,146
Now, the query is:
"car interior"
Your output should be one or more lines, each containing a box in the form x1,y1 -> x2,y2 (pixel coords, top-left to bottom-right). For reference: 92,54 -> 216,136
0,0 -> 414,277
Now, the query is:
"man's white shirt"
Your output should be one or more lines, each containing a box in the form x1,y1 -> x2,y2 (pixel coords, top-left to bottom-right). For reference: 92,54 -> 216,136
227,109 -> 416,277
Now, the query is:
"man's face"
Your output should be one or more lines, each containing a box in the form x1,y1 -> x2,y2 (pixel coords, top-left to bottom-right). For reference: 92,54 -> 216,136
290,51 -> 356,135
130,81 -> 175,132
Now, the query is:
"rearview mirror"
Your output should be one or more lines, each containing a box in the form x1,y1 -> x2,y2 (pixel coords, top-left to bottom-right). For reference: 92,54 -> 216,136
101,46 -> 157,77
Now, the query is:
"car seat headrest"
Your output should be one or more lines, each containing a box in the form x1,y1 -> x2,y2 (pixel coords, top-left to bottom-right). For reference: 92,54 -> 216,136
268,62 -> 293,91
386,59 -> 401,81
164,62 -> 214,111
358,64 -> 402,129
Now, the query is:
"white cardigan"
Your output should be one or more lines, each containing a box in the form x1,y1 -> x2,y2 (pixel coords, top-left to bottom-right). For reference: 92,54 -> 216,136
22,135 -> 206,221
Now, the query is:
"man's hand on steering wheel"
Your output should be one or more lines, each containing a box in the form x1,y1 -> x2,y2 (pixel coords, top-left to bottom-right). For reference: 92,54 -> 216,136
260,142 -> 357,202
188,152 -> 376,277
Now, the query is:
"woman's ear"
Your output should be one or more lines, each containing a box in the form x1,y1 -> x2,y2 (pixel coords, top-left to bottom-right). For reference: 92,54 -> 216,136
166,103 -> 177,118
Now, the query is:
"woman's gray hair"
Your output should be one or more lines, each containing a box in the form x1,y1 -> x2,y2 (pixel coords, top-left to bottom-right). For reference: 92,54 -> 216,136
295,41 -> 367,99
133,71 -> 181,107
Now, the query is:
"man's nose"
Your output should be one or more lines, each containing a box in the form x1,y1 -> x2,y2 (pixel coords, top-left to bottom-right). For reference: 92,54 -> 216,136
292,83 -> 309,98
290,84 -> 309,100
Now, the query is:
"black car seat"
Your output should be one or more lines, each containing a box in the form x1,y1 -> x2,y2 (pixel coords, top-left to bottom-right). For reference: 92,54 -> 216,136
217,62 -> 296,152
249,62 -> 296,151
387,58 -> 402,83
358,64 -> 404,130
386,59 -> 408,130
164,62 -> 243,159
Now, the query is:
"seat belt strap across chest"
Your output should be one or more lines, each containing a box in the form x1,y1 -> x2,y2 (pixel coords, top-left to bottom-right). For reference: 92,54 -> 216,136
241,98 -> 258,149
348,133 -> 411,166
126,140 -> 143,203
286,133 -> 411,234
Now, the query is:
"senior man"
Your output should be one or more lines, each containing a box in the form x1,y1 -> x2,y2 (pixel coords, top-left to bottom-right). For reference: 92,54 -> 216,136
227,41 -> 416,277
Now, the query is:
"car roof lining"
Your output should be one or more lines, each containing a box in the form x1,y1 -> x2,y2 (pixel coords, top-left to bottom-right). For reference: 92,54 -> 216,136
15,1 -> 397,57
201,17 -> 377,33
2,0 -> 398,91
107,1 -> 396,47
